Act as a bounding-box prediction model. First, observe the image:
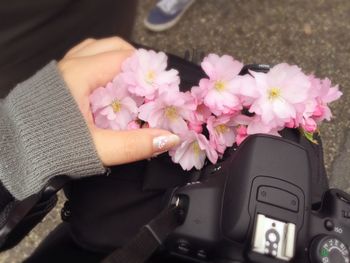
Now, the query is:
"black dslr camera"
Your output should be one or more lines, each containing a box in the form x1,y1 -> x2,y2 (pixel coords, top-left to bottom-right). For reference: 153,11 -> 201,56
166,134 -> 350,263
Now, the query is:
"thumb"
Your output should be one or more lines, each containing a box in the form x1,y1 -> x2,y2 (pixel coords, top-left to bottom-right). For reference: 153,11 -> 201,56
92,128 -> 181,166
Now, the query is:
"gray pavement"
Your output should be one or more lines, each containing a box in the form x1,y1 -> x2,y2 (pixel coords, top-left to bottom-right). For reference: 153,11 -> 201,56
1,0 -> 350,262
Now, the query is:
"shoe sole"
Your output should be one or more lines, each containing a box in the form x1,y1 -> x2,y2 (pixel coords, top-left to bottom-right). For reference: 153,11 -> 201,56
144,0 -> 196,32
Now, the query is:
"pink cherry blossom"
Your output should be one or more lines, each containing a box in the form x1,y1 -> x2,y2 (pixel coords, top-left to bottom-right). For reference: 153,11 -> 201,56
188,89 -> 218,134
206,115 -> 237,154
285,119 -> 297,129
188,122 -> 203,133
245,115 -> 281,137
236,125 -> 248,146
89,77 -> 138,130
127,120 -> 141,130
309,75 -> 342,122
230,74 -> 259,107
189,86 -> 212,129
89,48 -> 342,170
199,54 -> 244,115
121,49 -> 180,100
201,54 -> 243,80
301,117 -> 317,133
138,89 -> 196,134
169,131 -> 218,170
231,114 -> 278,145
249,63 -> 311,129
93,110 -> 110,129
312,105 -> 323,118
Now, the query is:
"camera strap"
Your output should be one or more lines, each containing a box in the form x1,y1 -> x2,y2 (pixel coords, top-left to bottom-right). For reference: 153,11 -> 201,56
101,204 -> 185,263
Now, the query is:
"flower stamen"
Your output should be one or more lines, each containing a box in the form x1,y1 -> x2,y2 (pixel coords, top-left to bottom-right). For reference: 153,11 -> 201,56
268,87 -> 281,100
192,141 -> 201,156
215,124 -> 229,134
111,100 -> 122,113
214,81 -> 226,91
145,70 -> 155,84
164,106 -> 178,120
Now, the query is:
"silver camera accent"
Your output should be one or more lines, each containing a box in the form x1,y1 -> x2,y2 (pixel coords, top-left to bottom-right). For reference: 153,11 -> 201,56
252,214 -> 296,261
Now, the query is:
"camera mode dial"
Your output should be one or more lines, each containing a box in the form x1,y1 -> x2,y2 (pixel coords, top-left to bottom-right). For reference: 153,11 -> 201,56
310,235 -> 350,263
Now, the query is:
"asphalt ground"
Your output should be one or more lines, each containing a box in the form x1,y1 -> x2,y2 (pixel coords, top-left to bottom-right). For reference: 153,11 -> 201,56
1,0 -> 349,262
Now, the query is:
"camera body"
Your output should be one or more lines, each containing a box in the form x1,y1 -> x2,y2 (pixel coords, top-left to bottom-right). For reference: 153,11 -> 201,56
165,134 -> 350,263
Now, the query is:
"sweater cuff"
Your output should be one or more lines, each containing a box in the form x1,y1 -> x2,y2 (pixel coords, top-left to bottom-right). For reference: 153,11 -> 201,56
1,61 -> 106,200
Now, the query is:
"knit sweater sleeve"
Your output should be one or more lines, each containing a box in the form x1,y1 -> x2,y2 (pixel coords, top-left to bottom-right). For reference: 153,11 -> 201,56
0,61 -> 106,201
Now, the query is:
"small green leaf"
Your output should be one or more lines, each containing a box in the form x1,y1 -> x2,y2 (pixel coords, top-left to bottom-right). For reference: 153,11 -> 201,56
301,129 -> 318,144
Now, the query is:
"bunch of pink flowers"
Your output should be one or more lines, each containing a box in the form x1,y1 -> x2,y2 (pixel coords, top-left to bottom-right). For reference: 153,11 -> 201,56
89,49 -> 342,171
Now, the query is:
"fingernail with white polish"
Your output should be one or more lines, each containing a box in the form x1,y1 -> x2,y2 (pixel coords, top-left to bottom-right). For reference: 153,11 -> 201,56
153,134 -> 180,154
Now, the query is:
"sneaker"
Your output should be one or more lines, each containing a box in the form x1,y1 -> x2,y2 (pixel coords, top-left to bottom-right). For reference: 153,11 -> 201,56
144,0 -> 196,32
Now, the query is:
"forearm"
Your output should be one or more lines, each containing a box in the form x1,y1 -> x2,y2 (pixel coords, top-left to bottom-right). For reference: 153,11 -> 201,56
0,61 -> 105,203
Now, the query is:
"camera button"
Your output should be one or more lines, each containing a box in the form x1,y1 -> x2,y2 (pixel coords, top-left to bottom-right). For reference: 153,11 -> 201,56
324,219 -> 334,231
177,240 -> 190,254
257,186 -> 299,212
197,250 -> 207,259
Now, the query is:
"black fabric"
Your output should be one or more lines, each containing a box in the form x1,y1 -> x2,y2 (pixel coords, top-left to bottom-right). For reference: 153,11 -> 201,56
0,0 -> 137,98
0,181 -> 14,214
102,206 -> 183,263
24,223 -> 188,263
67,161 -> 170,252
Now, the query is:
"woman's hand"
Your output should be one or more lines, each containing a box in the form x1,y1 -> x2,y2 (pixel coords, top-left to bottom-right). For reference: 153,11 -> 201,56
58,37 -> 180,166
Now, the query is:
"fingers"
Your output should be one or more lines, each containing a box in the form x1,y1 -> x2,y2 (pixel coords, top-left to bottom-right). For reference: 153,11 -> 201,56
64,38 -> 96,58
59,49 -> 134,94
92,128 -> 180,166
58,37 -> 173,168
59,37 -> 135,93
84,50 -> 135,89
65,37 -> 134,58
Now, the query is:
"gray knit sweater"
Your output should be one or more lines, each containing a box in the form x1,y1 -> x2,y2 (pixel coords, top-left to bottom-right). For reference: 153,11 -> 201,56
0,61 -> 106,201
